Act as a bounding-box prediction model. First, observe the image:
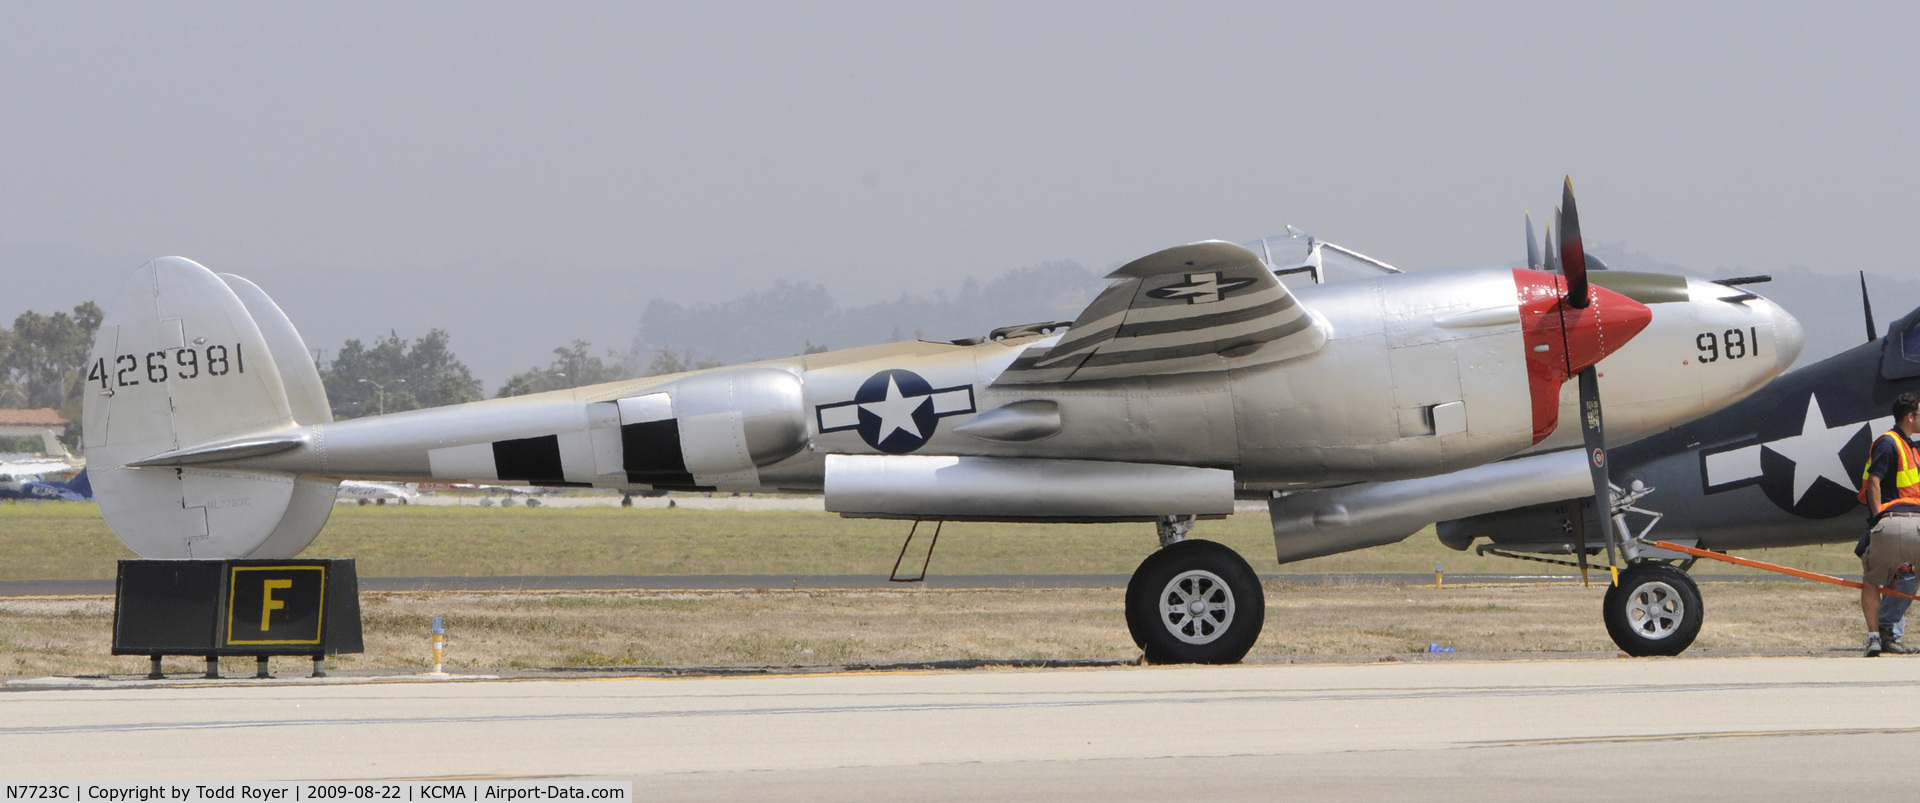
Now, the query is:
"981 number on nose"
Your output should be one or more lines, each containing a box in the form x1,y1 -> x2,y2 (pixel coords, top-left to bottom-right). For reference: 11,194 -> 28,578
1696,327 -> 1759,363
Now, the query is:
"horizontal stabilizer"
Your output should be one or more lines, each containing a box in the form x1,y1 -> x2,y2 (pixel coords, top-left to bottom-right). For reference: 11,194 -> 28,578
126,432 -> 308,467
994,241 -> 1325,384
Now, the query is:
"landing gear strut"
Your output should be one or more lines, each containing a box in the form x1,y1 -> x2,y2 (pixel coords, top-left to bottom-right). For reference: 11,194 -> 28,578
1476,480 -> 1708,656
1125,538 -> 1264,664
1156,514 -> 1195,547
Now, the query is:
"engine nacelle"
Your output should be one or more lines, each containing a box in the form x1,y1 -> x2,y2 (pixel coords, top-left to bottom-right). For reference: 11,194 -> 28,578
1268,449 -> 1590,564
610,367 -> 807,490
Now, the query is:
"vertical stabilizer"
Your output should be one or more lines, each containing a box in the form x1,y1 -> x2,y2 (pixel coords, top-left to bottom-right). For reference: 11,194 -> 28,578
84,258 -> 335,559
220,273 -> 338,557
221,274 -> 332,426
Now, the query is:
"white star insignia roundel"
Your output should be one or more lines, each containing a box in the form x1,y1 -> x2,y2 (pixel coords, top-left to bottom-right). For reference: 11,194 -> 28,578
815,369 -> 976,453
1700,393 -> 1893,509
862,374 -> 926,443
1763,395 -> 1871,506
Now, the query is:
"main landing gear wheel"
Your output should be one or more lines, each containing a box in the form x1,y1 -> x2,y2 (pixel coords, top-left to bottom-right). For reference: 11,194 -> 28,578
1125,539 -> 1264,664
1603,562 -> 1703,657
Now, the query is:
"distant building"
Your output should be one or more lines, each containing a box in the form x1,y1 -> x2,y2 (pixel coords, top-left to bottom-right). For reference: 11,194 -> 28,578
0,408 -> 69,454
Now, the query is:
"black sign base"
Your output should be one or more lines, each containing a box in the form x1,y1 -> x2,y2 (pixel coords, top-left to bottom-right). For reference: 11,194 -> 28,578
113,559 -> 364,679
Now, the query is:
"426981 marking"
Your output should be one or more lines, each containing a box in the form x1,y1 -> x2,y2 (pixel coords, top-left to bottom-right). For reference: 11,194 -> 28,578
90,343 -> 245,389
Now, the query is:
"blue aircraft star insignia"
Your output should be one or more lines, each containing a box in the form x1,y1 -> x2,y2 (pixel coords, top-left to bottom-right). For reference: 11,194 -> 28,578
1144,272 -> 1257,305
815,369 -> 976,454
1699,392 -> 1892,518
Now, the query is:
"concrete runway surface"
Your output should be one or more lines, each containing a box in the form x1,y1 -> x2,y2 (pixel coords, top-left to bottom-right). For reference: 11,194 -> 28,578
5,657 -> 1920,800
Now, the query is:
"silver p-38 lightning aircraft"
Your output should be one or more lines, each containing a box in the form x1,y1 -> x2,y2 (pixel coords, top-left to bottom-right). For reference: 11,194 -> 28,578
83,182 -> 1801,663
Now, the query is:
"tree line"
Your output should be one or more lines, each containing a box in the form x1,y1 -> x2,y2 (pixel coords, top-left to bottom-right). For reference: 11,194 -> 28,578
1,259 -> 1102,450
0,301 -> 729,450
0,302 -> 103,448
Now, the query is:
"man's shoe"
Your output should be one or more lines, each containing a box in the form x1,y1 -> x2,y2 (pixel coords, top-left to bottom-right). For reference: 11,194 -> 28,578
1881,629 -> 1914,654
1866,633 -> 1884,657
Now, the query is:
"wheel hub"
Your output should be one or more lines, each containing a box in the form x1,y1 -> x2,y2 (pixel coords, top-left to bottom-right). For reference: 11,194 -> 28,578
1623,580 -> 1684,640
1159,569 -> 1235,645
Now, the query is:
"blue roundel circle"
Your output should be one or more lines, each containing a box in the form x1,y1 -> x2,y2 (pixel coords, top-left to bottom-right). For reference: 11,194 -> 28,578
854,369 -> 942,453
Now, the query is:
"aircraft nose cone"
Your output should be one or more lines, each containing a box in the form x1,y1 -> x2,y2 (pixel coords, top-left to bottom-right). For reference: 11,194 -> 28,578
1564,283 -> 1654,374
1771,300 -> 1804,371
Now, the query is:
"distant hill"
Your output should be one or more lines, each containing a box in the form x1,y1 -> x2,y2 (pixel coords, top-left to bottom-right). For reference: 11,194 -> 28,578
633,261 -> 1102,364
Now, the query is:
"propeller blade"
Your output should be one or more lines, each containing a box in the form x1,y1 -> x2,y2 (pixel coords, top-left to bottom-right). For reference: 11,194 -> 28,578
1578,366 -> 1616,572
1560,177 -> 1589,308
1863,271 -> 1878,343
1571,502 -> 1590,586
1525,212 -> 1541,270
1544,215 -> 1559,273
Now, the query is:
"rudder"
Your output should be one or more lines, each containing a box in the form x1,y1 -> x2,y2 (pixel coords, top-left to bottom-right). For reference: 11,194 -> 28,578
83,257 -> 335,559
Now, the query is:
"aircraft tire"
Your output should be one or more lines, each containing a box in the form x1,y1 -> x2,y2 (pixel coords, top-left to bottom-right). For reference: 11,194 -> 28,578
1603,562 -> 1703,657
1125,539 -> 1264,664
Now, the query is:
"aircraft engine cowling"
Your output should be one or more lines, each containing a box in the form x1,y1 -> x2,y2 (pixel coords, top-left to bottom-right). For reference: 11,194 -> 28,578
1268,449 -> 1591,564
611,367 -> 807,490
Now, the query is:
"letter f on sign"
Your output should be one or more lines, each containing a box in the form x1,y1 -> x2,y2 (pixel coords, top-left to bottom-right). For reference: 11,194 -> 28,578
260,579 -> 293,630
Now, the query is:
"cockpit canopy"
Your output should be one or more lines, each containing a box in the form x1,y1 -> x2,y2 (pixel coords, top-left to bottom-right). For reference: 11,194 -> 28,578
1238,232 -> 1402,286
1882,306 -> 1920,380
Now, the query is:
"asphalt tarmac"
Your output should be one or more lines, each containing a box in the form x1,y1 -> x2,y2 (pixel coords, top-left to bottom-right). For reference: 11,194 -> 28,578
5,656 -> 1918,800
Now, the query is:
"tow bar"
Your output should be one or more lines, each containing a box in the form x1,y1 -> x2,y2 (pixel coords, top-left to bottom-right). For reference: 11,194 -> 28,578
1649,540 -> 1920,603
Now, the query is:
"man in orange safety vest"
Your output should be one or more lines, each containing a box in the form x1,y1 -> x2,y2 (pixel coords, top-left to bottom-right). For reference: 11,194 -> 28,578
1860,393 -> 1920,656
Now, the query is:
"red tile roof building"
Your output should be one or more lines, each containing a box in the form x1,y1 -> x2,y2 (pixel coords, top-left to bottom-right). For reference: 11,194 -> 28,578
0,409 -> 67,427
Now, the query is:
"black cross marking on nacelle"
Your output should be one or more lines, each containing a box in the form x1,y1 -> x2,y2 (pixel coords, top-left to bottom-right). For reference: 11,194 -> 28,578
1144,272 -> 1257,305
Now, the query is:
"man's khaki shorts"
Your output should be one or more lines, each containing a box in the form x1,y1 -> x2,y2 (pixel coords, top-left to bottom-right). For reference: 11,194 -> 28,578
1864,514 -> 1920,588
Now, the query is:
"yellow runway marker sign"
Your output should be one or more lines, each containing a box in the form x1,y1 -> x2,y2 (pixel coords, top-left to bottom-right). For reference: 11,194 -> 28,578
224,565 -> 327,646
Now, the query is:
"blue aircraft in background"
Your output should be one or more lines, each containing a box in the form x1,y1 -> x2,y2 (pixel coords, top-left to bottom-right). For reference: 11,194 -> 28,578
0,467 -> 91,501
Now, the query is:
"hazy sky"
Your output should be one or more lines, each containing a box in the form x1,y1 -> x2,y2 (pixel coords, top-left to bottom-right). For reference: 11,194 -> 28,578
4,3 -> 1916,387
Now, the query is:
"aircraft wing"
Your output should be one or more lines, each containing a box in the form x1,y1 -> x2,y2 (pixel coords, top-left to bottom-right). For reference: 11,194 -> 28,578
993,241 -> 1325,384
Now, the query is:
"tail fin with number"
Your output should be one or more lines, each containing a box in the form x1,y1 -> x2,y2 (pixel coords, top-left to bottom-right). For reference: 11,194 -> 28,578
83,257 -> 337,559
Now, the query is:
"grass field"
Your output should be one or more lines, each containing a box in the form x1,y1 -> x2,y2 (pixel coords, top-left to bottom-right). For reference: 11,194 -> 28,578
0,581 -> 1877,678
0,501 -> 1876,579
0,500 -> 1886,678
